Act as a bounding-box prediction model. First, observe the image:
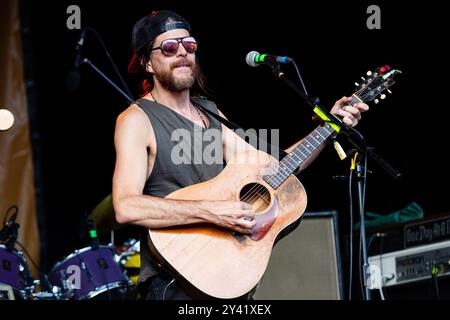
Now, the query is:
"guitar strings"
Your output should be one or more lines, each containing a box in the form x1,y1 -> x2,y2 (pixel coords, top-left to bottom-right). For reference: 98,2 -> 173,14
241,87 -> 371,205
241,96 -> 370,207
243,77 -> 377,204
239,84 -> 374,207
241,92 -> 372,208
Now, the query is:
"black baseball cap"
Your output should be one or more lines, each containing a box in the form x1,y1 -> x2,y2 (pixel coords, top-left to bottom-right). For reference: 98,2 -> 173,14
128,10 -> 192,73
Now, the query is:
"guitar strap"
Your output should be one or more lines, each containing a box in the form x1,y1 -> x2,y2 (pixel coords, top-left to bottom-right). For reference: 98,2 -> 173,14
191,97 -> 288,160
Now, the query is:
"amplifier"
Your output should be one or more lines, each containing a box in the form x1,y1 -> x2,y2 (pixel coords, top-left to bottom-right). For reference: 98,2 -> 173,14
368,240 -> 450,289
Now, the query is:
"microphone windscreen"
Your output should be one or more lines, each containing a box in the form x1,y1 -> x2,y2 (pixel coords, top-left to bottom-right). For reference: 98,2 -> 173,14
245,51 -> 259,67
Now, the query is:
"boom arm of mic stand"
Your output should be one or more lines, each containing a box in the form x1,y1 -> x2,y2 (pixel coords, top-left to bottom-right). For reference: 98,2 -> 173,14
367,148 -> 403,180
272,67 -> 347,130
80,58 -> 134,104
271,65 -> 402,181
82,27 -> 134,100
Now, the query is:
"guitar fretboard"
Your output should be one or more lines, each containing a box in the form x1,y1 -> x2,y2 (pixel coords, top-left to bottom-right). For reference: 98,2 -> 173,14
263,124 -> 336,189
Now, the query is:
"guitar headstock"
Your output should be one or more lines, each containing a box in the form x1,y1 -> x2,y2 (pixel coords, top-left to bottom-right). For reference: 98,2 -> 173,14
354,65 -> 402,104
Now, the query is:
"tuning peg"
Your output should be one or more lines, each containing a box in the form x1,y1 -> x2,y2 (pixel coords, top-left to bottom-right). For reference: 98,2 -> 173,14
374,99 -> 380,104
380,94 -> 386,100
366,71 -> 373,76
387,89 -> 392,94
379,65 -> 391,74
354,82 -> 360,87
361,76 -> 366,81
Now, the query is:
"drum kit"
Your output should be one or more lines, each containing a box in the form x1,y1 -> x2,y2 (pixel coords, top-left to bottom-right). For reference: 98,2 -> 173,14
0,243 -> 141,300
0,196 -> 142,300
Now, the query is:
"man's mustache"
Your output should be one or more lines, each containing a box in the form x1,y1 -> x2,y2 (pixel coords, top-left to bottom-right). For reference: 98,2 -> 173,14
171,59 -> 193,69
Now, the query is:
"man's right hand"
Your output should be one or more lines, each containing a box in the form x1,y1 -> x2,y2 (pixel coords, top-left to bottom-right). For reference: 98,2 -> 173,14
204,200 -> 256,235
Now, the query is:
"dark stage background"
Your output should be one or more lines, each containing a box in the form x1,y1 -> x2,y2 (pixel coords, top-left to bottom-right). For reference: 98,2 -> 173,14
20,0 -> 449,297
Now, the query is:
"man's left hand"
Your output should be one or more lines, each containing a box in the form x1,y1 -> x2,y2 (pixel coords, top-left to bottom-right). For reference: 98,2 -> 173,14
330,96 -> 369,127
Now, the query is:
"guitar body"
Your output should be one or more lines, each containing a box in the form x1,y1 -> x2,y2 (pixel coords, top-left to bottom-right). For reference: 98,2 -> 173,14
148,150 -> 307,299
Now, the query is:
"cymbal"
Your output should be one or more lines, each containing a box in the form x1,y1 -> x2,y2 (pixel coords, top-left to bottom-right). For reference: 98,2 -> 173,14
90,194 -> 123,234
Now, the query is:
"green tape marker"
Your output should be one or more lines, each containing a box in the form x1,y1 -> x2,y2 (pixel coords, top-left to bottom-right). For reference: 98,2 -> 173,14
257,54 -> 267,63
313,106 -> 341,133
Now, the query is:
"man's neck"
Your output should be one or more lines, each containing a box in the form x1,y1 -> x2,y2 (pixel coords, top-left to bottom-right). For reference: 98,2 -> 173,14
150,85 -> 191,113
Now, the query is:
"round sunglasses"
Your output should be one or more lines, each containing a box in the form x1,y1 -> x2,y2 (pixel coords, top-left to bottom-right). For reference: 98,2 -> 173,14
151,36 -> 198,56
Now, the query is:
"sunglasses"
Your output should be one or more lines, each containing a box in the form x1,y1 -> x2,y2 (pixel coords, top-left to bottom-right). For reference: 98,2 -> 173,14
151,36 -> 198,56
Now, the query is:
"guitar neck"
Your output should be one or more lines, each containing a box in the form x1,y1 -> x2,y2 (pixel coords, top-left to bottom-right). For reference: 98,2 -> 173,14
264,124 -> 336,189
261,63 -> 402,190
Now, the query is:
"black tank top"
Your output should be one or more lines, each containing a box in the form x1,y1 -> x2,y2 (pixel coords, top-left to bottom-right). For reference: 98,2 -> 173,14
134,96 -> 224,284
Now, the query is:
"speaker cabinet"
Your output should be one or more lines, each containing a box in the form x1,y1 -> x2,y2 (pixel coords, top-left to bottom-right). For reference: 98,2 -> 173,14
254,211 -> 344,300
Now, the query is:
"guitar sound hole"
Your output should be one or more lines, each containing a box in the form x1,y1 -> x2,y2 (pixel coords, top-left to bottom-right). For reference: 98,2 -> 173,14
239,183 -> 271,213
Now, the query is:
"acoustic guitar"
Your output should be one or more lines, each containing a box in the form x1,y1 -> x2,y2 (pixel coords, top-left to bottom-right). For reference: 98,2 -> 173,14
148,66 -> 401,298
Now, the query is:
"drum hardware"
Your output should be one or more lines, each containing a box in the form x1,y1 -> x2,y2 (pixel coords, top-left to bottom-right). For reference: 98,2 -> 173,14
1,242 -> 138,300
1,205 -> 138,300
115,239 -> 141,287
0,205 -> 19,250
0,283 -> 15,300
27,279 -> 66,300
1,206 -> 35,300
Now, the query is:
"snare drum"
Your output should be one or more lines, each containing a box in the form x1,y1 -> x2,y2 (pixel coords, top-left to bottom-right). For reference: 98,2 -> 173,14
48,245 -> 135,300
0,244 -> 32,299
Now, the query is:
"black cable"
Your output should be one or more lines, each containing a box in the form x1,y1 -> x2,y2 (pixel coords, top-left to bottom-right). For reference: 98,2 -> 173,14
366,234 -> 376,252
358,228 -> 365,299
433,275 -> 440,299
362,154 -> 368,209
379,234 -> 386,300
357,154 -> 369,300
349,153 -> 370,300
83,27 -> 134,100
292,60 -> 309,97
431,265 -> 441,299
2,207 -> 52,295
348,169 -> 354,300
15,240 -> 50,291
0,206 -> 19,247
2,205 -> 18,225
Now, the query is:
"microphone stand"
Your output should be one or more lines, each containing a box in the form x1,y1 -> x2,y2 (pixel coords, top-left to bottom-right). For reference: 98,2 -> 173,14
269,63 -> 402,300
78,58 -> 134,104
72,27 -> 135,104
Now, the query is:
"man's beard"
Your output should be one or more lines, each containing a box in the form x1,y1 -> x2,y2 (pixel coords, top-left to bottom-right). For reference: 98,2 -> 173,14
153,58 -> 197,92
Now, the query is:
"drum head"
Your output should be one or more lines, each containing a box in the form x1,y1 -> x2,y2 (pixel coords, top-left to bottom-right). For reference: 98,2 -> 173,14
48,245 -> 135,300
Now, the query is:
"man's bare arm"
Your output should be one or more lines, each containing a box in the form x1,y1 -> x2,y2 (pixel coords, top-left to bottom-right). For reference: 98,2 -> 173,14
112,106 -> 255,234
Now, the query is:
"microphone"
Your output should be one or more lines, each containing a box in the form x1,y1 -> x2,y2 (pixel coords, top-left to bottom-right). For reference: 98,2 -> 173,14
66,29 -> 86,93
245,50 -> 293,67
86,218 -> 100,250
74,29 -> 86,69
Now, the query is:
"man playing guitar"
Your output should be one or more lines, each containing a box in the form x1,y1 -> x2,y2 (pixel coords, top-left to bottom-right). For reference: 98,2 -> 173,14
112,10 -> 368,300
